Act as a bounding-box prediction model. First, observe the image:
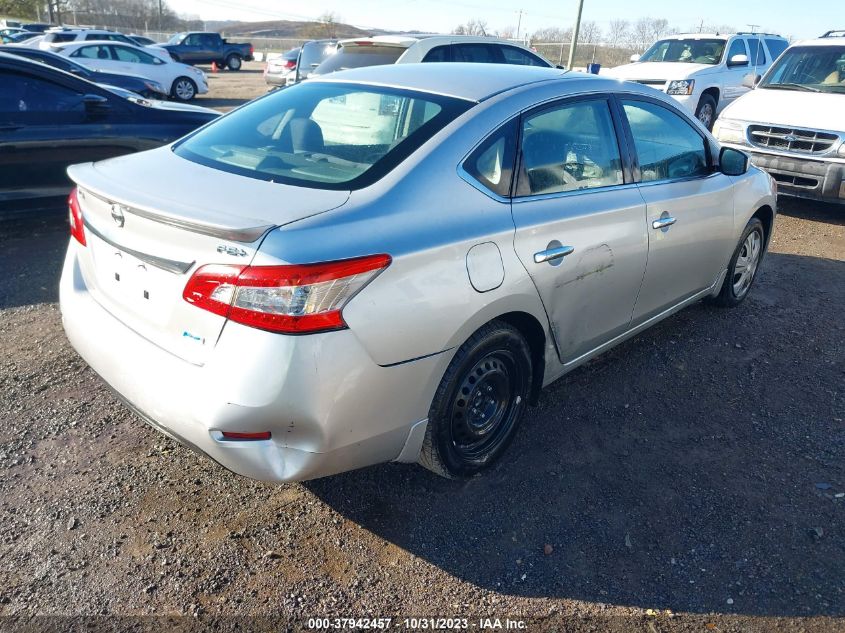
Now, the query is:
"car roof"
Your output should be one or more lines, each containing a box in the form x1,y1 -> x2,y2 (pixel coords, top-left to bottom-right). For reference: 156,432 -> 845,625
337,34 -> 534,48
51,39 -> 138,49
791,37 -> 845,47
309,62 -> 591,101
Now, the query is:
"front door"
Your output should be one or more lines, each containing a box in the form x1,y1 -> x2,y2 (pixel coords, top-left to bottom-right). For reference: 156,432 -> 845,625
618,98 -> 737,323
510,97 -> 649,364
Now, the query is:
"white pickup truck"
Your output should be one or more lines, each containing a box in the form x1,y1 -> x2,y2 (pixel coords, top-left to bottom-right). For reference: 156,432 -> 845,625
604,32 -> 789,129
714,32 -> 845,205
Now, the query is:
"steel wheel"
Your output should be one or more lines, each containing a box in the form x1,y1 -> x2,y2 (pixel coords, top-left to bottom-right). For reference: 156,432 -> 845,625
227,55 -> 242,70
172,77 -> 196,101
449,351 -> 524,463
732,228 -> 763,298
697,102 -> 714,128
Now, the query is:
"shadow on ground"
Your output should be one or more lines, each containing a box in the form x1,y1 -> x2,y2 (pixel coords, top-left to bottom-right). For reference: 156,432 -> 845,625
308,250 -> 845,617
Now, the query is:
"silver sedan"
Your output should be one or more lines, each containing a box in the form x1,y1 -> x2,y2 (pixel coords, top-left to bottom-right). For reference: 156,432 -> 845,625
60,63 -> 776,482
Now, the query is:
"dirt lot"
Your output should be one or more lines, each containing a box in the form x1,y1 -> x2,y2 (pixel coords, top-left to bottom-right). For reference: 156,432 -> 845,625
193,61 -> 272,111
0,68 -> 844,632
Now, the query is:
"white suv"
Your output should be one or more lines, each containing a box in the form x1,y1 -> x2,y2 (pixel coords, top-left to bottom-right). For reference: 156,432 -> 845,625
605,32 -> 789,129
310,35 -> 553,77
714,32 -> 845,205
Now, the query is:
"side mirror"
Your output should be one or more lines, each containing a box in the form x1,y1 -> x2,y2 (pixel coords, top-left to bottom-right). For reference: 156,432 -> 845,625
728,54 -> 749,67
742,73 -> 761,88
83,93 -> 110,115
720,146 -> 749,176
630,54 -> 641,63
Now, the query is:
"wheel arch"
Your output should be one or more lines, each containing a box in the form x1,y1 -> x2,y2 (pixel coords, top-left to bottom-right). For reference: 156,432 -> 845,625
488,311 -> 547,405
752,204 -> 775,249
701,86 -> 720,104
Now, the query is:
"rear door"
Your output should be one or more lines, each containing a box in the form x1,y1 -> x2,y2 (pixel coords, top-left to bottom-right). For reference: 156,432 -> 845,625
618,97 -> 736,323
510,95 -> 649,364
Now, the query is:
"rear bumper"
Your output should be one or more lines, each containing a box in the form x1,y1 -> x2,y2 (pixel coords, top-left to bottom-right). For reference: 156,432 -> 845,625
60,243 -> 445,482
741,150 -> 845,204
263,72 -> 289,86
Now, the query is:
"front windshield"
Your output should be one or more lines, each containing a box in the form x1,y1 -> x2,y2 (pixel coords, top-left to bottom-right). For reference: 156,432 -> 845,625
167,32 -> 185,45
760,45 -> 845,93
640,38 -> 726,65
174,82 -> 473,190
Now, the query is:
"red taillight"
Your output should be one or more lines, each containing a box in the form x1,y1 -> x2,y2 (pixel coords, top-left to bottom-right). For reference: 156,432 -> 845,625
221,431 -> 271,441
182,254 -> 391,334
68,187 -> 86,246
249,44 -> 254,55
284,59 -> 295,69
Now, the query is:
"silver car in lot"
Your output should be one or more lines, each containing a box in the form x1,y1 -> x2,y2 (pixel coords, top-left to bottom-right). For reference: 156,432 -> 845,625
60,64 -> 776,482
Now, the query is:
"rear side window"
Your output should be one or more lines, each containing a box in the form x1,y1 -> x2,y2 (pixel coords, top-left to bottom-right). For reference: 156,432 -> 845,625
746,39 -> 766,65
463,118 -> 517,197
500,45 -> 548,67
765,38 -> 788,59
517,99 -> 623,196
71,45 -> 112,60
622,100 -> 709,182
45,33 -> 76,43
314,45 -> 405,74
422,45 -> 450,62
175,82 -> 472,190
453,44 -> 503,63
113,45 -> 161,64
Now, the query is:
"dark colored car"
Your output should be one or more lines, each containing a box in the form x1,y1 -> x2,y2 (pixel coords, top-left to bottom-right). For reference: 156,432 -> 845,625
129,34 -> 158,47
3,47 -> 169,98
158,32 -> 253,70
22,23 -> 51,33
0,52 -> 219,215
6,32 -> 39,43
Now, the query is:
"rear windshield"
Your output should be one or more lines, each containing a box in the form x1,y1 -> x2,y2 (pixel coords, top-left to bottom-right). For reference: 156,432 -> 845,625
299,41 -> 336,73
313,45 -> 405,75
174,82 -> 473,190
44,32 -> 76,43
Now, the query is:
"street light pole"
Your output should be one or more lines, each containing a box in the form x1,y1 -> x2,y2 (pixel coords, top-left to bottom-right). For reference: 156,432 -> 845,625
566,0 -> 585,70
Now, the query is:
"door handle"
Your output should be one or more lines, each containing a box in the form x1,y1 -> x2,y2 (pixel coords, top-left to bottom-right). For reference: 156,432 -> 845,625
652,216 -> 677,230
534,245 -> 575,264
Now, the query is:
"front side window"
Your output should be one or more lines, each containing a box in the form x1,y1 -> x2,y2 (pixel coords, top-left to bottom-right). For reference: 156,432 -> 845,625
175,82 -> 472,189
516,99 -> 623,196
760,45 -> 845,93
622,100 -> 709,182
463,119 -> 517,197
184,34 -> 202,46
113,45 -> 159,64
500,46 -> 548,67
0,69 -> 83,114
726,38 -> 748,65
640,38 -> 726,65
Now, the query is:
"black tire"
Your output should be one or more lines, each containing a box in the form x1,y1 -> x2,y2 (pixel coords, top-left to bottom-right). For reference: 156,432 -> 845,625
226,54 -> 242,71
695,94 -> 717,130
170,76 -> 197,102
420,321 -> 533,479
710,218 -> 765,307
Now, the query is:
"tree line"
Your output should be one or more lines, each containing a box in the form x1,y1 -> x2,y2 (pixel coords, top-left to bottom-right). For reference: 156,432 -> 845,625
0,0 -> 200,31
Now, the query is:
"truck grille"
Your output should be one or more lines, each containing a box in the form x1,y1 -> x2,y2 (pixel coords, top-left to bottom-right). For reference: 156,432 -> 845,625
748,125 -> 838,155
633,79 -> 666,87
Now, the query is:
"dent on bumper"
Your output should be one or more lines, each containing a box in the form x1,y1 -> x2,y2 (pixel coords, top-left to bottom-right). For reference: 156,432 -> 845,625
745,151 -> 845,203
59,246 -> 444,482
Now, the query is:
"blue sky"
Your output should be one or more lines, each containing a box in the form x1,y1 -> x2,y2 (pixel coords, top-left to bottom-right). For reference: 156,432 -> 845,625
170,0 -> 828,41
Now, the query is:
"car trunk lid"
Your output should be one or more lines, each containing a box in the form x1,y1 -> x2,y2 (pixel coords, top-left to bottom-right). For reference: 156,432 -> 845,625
67,149 -> 350,365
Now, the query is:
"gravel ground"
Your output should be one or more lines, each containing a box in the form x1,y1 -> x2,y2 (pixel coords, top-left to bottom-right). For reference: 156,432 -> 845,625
0,69 -> 843,631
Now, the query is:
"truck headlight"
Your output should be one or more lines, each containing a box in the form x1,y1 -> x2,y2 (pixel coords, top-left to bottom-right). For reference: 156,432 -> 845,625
713,120 -> 747,145
667,79 -> 695,95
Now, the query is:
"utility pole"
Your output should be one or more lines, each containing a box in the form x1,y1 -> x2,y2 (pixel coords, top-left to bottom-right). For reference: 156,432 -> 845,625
566,0 -> 585,70
515,9 -> 523,41
159,0 -> 163,31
